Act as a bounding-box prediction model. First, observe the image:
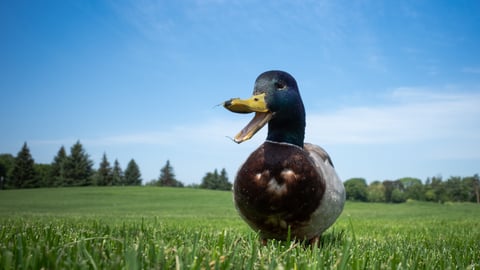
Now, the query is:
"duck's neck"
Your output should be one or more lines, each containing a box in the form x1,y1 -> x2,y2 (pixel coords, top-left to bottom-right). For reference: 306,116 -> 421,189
266,115 -> 305,147
265,91 -> 306,148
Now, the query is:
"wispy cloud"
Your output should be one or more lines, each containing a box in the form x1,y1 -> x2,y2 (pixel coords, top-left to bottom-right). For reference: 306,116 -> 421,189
306,88 -> 480,145
32,117 -> 262,147
30,87 -> 480,182
35,87 -> 480,149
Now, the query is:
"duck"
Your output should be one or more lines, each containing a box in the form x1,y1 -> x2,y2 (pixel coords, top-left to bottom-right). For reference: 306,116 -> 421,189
223,70 -> 345,244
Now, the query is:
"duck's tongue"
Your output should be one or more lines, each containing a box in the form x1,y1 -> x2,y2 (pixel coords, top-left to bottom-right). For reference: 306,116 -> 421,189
223,93 -> 272,143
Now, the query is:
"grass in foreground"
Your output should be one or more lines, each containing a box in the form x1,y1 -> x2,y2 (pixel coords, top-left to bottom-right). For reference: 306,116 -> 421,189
0,187 -> 479,269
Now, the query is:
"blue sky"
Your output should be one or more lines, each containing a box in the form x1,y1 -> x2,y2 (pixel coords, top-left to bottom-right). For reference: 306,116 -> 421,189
1,0 -> 479,184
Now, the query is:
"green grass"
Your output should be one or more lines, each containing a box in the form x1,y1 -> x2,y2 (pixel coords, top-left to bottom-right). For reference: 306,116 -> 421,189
0,187 -> 479,269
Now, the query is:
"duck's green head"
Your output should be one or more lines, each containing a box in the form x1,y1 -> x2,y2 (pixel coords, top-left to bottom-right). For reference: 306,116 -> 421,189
224,70 -> 306,147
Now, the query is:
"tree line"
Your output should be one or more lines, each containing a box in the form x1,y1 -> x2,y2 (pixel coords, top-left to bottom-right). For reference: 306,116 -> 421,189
0,141 -> 142,188
145,161 -> 232,190
0,141 -> 233,191
5,142 -> 477,202
344,176 -> 480,204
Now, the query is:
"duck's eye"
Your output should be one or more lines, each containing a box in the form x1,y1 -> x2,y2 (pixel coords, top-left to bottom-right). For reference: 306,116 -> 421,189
275,82 -> 286,90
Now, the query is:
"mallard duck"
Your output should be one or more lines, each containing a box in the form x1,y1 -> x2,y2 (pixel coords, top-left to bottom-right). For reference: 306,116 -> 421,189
223,70 -> 345,244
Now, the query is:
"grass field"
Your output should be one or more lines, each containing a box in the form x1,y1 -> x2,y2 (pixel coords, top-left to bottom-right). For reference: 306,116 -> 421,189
0,187 -> 479,269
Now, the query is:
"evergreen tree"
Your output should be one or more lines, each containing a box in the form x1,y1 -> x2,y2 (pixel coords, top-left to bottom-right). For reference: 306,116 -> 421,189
112,159 -> 124,186
96,153 -> 113,186
35,164 -> 52,187
124,159 -> 142,186
219,168 -> 232,190
0,163 -> 5,189
158,160 -> 183,187
11,142 -> 37,188
50,146 -> 68,186
200,168 -> 232,190
65,141 -> 94,186
200,170 -> 218,189
0,153 -> 15,189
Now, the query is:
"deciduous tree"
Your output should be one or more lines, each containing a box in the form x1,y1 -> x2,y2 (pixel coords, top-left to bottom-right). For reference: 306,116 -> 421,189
344,178 -> 368,201
398,177 -> 424,201
425,176 -> 447,203
383,180 -> 405,203
367,181 -> 385,202
473,174 -> 480,204
445,176 -> 470,202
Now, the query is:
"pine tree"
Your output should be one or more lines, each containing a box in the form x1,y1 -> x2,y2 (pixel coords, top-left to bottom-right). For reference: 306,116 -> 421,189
219,168 -> 232,190
124,159 -> 142,186
11,142 -> 37,188
96,153 -> 113,186
0,163 -> 5,189
200,169 -> 218,189
65,141 -> 94,186
0,154 -> 15,189
200,168 -> 231,190
50,146 -> 68,186
158,160 -> 183,187
34,164 -> 52,187
112,159 -> 124,186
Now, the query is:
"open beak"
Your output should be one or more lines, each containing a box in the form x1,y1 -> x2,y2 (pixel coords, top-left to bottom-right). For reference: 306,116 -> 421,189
223,93 -> 272,143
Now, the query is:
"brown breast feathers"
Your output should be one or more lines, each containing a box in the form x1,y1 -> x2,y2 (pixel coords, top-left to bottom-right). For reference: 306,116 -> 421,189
234,141 -> 326,239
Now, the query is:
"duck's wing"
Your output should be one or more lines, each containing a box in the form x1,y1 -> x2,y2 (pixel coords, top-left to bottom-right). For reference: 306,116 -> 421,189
303,143 -> 343,194
304,143 -> 334,168
301,143 -> 345,237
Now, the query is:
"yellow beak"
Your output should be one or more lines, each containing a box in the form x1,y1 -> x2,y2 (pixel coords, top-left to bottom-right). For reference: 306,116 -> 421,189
223,93 -> 272,143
